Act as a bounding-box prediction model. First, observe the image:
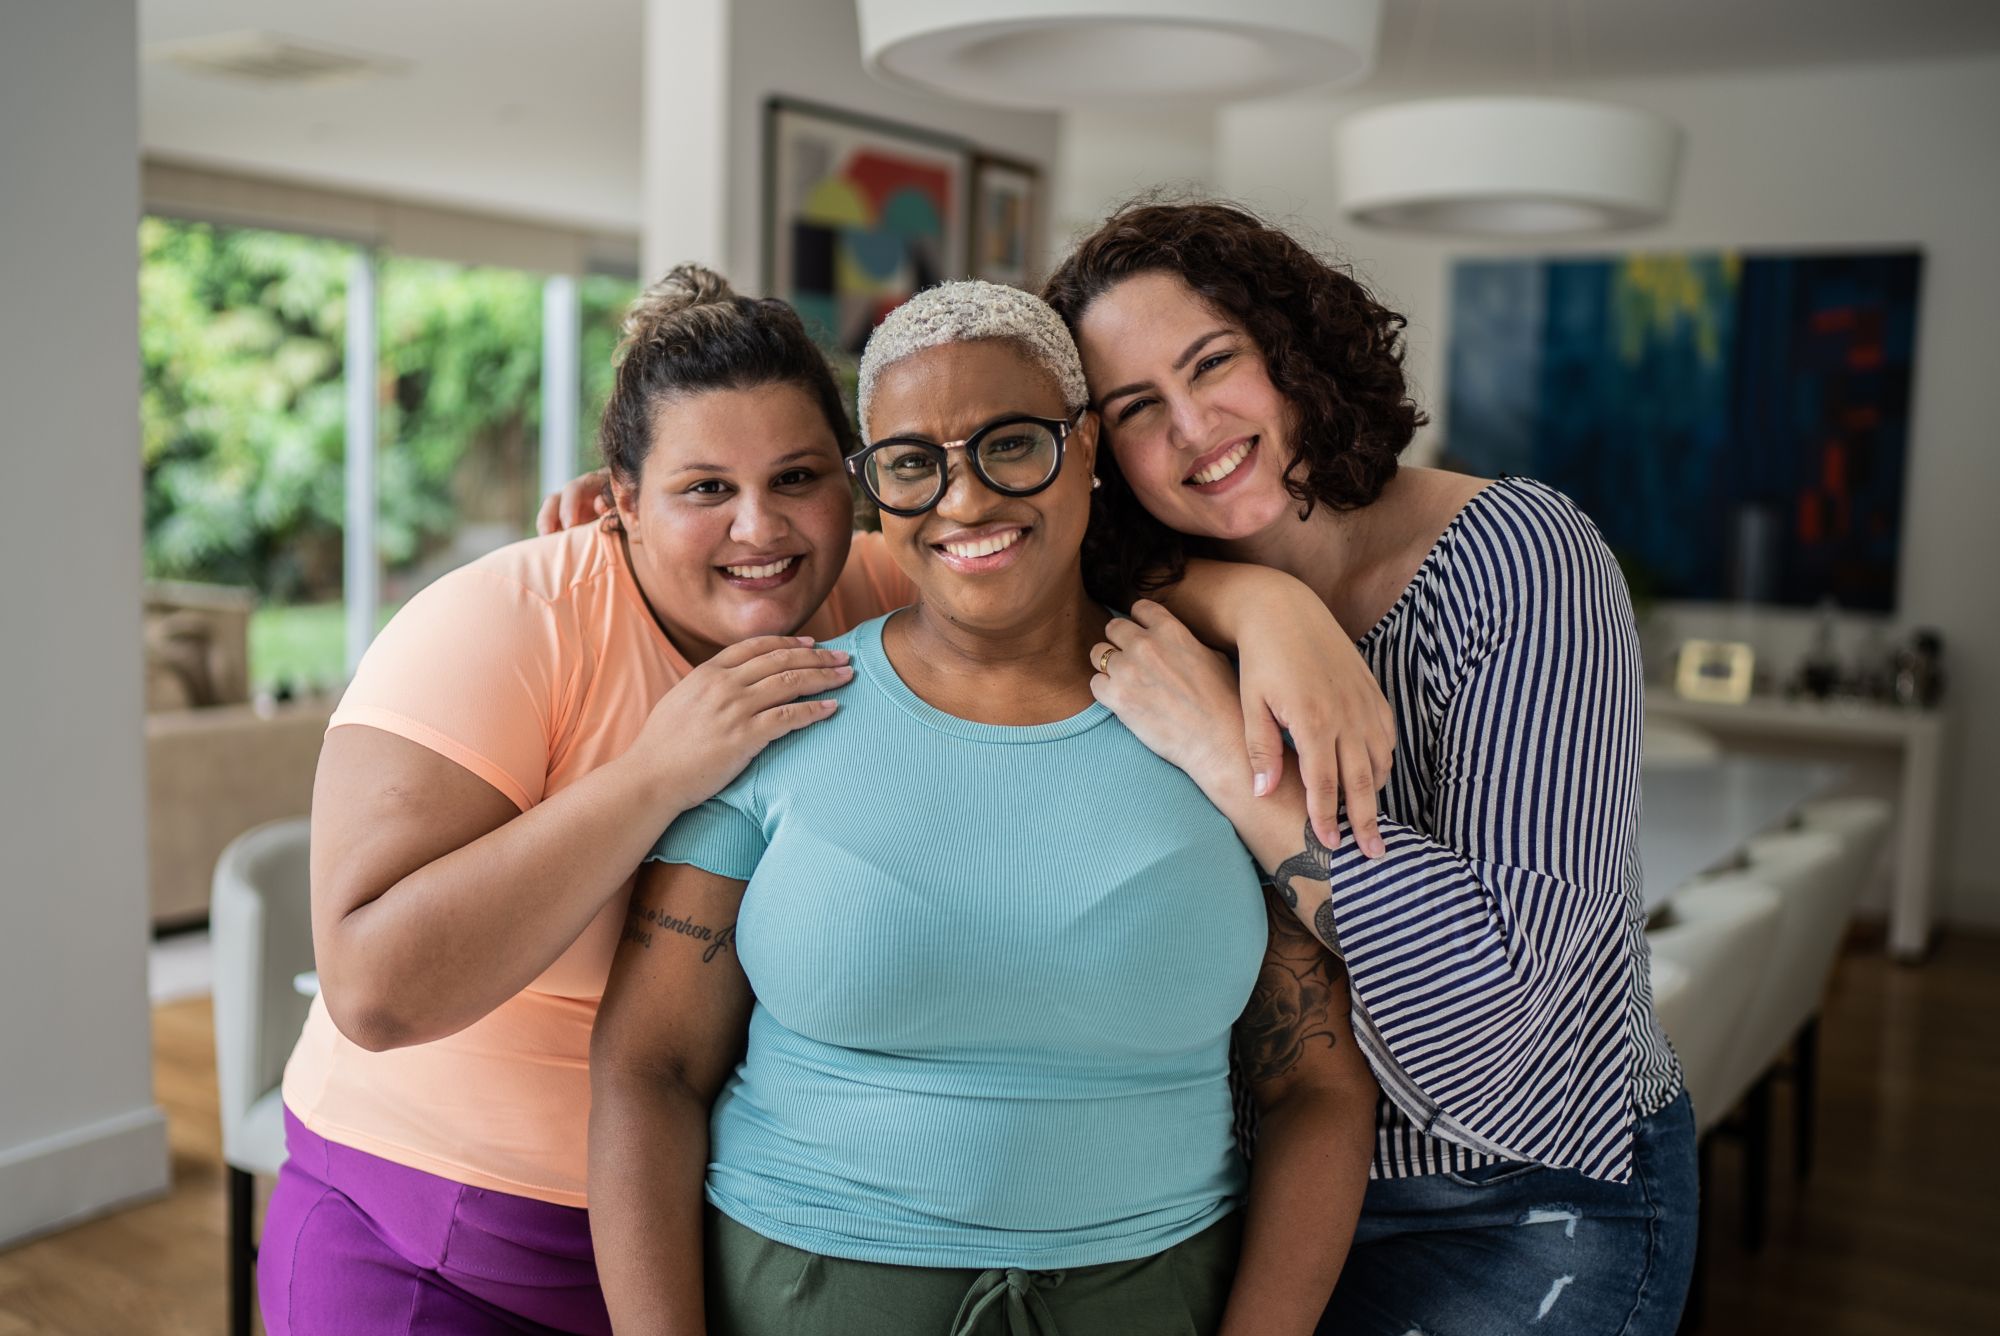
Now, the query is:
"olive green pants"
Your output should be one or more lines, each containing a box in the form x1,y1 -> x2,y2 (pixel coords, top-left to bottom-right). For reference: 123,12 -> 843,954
705,1208 -> 1242,1336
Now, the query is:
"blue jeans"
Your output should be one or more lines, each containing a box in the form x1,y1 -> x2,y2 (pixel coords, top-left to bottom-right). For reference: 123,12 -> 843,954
1319,1092 -> 1697,1335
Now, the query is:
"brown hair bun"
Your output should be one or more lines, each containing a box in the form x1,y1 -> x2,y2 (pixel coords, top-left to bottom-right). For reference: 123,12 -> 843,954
619,263 -> 737,350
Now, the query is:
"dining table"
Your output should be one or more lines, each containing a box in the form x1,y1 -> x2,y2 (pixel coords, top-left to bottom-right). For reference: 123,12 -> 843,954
1638,755 -> 1845,914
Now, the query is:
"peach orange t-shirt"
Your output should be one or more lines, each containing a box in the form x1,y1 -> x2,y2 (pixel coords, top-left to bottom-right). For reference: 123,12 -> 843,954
281,523 -> 914,1206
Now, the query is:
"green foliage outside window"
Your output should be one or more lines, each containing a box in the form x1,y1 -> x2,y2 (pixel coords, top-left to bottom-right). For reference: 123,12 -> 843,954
139,216 -> 634,603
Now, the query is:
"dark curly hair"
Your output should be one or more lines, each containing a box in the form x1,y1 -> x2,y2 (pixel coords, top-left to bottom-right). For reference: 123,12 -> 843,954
1043,200 -> 1426,603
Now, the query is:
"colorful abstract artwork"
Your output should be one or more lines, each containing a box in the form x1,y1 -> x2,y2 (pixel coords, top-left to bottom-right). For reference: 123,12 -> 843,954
766,99 -> 967,359
971,154 -> 1040,289
1445,251 -> 1923,611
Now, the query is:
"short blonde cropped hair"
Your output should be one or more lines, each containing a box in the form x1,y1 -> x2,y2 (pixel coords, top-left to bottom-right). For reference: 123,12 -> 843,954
856,280 -> 1089,439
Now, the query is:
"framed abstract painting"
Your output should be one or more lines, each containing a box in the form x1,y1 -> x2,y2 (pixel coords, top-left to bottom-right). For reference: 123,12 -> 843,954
969,153 -> 1041,290
764,97 -> 969,359
1444,249 -> 1924,611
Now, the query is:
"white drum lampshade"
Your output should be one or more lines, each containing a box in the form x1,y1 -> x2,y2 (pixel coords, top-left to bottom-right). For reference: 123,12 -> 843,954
1337,96 -> 1683,235
859,0 -> 1384,109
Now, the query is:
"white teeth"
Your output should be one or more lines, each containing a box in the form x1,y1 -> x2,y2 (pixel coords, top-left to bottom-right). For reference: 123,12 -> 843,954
939,529 -> 1025,560
723,557 -> 798,579
1188,439 -> 1253,486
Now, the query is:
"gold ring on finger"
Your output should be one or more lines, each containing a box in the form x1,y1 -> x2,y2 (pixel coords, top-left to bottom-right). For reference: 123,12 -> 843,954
1095,646 -> 1117,675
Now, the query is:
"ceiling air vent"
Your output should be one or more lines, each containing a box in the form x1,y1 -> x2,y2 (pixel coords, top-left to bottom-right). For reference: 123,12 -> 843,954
146,31 -> 407,87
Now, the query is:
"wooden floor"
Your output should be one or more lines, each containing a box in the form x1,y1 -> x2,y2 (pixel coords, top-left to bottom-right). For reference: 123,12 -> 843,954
1,936 -> 1996,1335
0,1000 -> 262,1336
1699,931 -> 2000,1333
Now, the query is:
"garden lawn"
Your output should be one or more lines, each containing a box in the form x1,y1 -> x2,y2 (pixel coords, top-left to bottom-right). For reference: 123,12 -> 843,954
250,602 -> 400,693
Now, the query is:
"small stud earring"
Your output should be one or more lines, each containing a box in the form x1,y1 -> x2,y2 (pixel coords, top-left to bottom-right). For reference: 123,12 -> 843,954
1091,476 -> 1103,491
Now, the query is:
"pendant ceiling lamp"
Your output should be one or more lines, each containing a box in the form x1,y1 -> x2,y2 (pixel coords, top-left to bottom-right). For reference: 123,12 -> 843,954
1336,96 -> 1682,235
858,0 -> 1384,109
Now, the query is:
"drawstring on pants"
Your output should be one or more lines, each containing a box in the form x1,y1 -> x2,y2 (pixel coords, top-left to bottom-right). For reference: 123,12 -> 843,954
947,1266 -> 1068,1336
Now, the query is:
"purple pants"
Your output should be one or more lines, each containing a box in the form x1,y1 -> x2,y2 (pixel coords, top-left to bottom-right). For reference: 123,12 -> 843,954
259,1108 -> 612,1335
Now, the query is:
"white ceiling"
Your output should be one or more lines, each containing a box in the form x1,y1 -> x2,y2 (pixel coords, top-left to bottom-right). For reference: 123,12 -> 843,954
140,0 -> 2000,234
140,0 -> 645,233
1364,0 -> 2000,90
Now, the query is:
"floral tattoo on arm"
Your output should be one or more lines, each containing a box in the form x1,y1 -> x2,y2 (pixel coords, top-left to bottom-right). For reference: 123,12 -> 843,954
1236,887 -> 1350,1086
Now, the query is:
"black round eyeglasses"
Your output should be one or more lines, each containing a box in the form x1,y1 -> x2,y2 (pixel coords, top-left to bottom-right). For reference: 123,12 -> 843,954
844,409 -> 1083,517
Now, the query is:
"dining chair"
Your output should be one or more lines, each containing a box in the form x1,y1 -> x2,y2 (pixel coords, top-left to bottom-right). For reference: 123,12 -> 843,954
1646,877 -> 1781,1309
1647,954 -> 1691,1041
1646,877 -> 1783,1135
1642,716 -> 1724,765
1740,828 -> 1870,1182
1796,793 -> 1894,911
1676,830 -> 1846,1255
210,817 -> 315,1336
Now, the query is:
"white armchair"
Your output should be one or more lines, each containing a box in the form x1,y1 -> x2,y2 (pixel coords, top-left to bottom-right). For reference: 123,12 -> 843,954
210,817 -> 315,1336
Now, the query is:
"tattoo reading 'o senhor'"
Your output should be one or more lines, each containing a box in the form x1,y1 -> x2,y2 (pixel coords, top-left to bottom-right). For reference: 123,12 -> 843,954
622,903 -> 738,964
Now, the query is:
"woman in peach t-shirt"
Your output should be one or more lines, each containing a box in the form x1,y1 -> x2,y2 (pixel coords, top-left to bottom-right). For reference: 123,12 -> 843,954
260,267 -> 912,1335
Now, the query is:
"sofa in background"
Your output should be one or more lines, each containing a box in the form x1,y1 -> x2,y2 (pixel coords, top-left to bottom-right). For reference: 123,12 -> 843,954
143,581 -> 335,929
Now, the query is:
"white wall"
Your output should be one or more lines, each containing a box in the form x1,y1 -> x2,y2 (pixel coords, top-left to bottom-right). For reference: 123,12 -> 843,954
1053,105 -> 1220,249
716,0 -> 1061,293
1203,55 -> 2000,926
0,0 -> 170,1247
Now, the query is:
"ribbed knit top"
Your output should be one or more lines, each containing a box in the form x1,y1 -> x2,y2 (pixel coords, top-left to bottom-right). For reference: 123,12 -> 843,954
647,613 -> 1268,1269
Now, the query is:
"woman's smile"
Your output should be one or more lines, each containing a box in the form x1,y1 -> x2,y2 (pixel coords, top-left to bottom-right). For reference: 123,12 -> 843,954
1183,435 -> 1259,493
716,552 -> 805,590
928,522 -> 1033,574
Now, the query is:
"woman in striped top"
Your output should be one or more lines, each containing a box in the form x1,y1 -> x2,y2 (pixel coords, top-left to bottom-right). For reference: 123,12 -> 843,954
1046,203 -> 1698,1335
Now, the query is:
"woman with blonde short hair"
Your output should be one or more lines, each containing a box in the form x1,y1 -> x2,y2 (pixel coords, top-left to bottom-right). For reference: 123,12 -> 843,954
588,281 -> 1380,1335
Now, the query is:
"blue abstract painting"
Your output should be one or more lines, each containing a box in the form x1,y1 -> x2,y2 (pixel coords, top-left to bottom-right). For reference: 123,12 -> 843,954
1444,251 -> 1922,611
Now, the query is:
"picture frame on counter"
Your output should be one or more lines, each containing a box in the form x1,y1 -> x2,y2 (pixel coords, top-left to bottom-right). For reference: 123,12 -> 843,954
1674,639 -> 1757,704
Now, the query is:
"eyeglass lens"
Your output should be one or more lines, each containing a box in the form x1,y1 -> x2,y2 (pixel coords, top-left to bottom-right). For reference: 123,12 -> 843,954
864,421 -> 1059,510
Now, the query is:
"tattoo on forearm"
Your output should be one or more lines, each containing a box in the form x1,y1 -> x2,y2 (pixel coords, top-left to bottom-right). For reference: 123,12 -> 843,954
1236,890 -> 1350,1087
1314,899 -> 1339,955
621,903 -> 737,963
1267,820 -> 1338,952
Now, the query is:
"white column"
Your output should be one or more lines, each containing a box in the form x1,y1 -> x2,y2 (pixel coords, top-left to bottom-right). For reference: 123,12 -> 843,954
641,0 -> 732,280
0,0 -> 169,1247
344,251 -> 379,674
540,274 -> 582,502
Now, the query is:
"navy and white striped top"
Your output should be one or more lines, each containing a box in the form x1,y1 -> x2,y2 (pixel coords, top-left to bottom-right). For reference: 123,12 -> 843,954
1309,477 -> 1680,1185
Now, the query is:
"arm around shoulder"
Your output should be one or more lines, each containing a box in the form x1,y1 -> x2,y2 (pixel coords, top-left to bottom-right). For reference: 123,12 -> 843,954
1127,561 -> 1398,855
